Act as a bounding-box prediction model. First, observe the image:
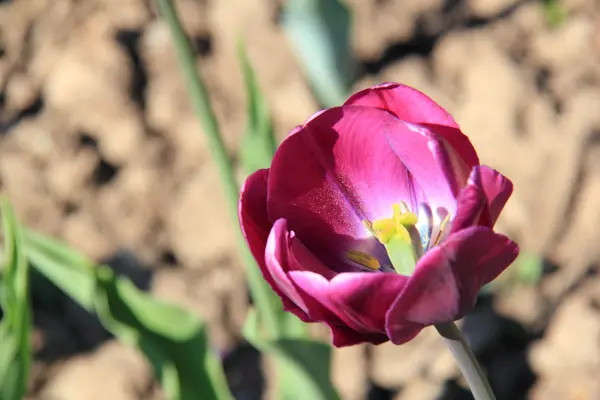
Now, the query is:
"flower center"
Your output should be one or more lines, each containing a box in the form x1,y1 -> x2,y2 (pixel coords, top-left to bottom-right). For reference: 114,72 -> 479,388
346,202 -> 451,275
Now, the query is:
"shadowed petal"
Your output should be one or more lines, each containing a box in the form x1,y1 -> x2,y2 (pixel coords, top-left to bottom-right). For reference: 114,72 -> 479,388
265,219 -> 337,319
450,173 -> 486,233
289,270 -> 408,336
326,325 -> 389,347
266,219 -> 390,346
345,83 -> 479,169
386,227 -> 518,343
267,106 -> 424,268
239,170 -> 310,321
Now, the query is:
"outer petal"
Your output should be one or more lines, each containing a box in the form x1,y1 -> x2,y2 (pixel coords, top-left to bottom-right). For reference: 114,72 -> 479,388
289,270 -> 408,343
267,105 -> 425,269
344,83 -> 460,128
239,170 -> 310,321
451,166 -> 513,232
450,173 -> 486,233
386,227 -> 518,343
477,165 -> 514,227
267,219 -> 390,346
344,83 -> 479,169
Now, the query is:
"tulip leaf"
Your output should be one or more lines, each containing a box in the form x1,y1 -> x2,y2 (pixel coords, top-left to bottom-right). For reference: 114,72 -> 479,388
543,0 -> 567,27
156,0 -> 283,336
244,310 -> 340,400
23,229 -> 232,400
23,229 -> 95,311
238,39 -> 276,174
282,0 -> 356,107
0,199 -> 32,400
93,266 -> 232,400
513,250 -> 544,286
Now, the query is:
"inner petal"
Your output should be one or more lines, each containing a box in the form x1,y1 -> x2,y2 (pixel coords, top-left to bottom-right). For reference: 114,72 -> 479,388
267,106 -> 424,270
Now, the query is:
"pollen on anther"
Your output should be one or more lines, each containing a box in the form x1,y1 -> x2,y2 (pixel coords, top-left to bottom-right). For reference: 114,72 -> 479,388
347,250 -> 380,270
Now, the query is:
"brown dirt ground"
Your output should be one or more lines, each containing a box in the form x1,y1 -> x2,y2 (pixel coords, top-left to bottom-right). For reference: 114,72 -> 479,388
1,0 -> 600,399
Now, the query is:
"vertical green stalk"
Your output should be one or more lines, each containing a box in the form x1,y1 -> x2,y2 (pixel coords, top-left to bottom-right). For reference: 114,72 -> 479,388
435,322 -> 496,400
155,0 -> 281,336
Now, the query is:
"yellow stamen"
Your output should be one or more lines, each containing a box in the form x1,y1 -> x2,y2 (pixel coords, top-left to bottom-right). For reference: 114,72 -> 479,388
372,218 -> 396,243
371,203 -> 419,245
347,250 -> 380,270
362,220 -> 375,235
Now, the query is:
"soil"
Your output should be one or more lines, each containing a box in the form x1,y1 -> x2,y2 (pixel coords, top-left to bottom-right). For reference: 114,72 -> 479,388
1,0 -> 600,399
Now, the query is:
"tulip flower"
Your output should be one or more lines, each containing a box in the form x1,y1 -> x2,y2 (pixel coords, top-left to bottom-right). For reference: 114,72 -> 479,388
239,83 -> 519,348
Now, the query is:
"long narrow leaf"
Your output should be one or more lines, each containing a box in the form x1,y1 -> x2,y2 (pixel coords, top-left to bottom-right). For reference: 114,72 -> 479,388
282,0 -> 356,107
238,39 -> 277,174
155,0 -> 283,337
0,199 -> 32,400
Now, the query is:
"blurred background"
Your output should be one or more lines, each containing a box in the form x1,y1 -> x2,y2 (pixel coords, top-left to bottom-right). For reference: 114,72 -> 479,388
1,0 -> 600,399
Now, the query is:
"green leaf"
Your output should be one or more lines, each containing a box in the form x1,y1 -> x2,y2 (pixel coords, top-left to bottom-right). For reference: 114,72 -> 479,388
24,230 -> 232,400
93,266 -> 231,400
238,39 -> 276,174
513,250 -> 544,286
0,199 -> 32,400
543,0 -> 567,27
244,310 -> 339,400
23,229 -> 95,310
282,0 -> 356,107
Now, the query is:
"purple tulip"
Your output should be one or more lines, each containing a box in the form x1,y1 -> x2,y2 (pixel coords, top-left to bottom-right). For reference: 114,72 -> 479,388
239,83 -> 519,347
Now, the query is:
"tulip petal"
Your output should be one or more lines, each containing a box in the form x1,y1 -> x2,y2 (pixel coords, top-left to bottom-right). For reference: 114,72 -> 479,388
384,121 -> 457,213
266,219 -> 390,346
477,165 -> 514,227
289,270 -> 408,336
265,219 -> 338,317
239,170 -> 311,321
344,83 -> 479,169
344,83 -> 459,127
386,227 -> 518,343
425,126 -> 473,197
450,172 -> 486,233
451,166 -> 514,232
267,106 -> 426,269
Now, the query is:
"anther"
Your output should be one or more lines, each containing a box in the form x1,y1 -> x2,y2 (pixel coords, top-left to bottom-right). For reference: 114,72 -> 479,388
347,250 -> 380,270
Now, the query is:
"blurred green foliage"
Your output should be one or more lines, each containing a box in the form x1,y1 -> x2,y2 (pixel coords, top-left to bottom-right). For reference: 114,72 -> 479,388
24,229 -> 232,400
245,310 -> 340,400
283,0 -> 356,107
238,39 -> 277,174
0,199 -> 32,400
543,0 -> 567,27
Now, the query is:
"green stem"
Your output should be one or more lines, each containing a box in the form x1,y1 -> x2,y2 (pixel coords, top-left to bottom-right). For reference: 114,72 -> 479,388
156,0 -> 281,337
435,322 -> 496,400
